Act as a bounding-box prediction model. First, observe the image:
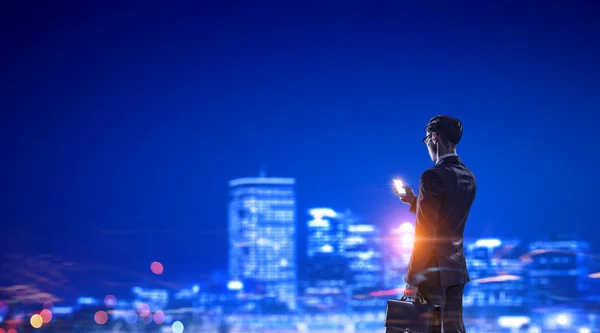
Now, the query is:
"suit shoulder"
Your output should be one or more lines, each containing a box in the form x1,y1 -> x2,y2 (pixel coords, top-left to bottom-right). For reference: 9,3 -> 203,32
420,167 -> 445,184
423,165 -> 449,178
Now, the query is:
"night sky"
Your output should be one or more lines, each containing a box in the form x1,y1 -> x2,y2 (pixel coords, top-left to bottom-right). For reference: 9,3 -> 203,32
1,1 -> 599,291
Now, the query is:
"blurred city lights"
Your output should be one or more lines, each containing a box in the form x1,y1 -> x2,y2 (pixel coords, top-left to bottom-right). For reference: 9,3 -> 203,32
40,308 -> 52,323
172,320 -> 184,333
474,274 -> 521,283
104,294 -> 117,308
150,261 -> 164,275
497,316 -> 530,328
30,314 -> 43,328
136,302 -> 151,317
401,234 -> 414,249
153,310 -> 166,324
348,225 -> 374,232
94,310 -> 108,325
320,244 -> 333,252
398,222 -> 414,233
227,280 -> 243,290
556,313 -> 571,326
124,310 -> 138,324
475,238 -> 502,248
308,208 -> 337,219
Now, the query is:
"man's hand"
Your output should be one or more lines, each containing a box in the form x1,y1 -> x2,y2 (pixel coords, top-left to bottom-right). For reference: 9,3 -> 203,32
394,185 -> 416,205
403,284 -> 418,297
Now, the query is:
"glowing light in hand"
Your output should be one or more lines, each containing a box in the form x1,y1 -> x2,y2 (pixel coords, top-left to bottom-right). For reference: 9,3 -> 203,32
393,179 -> 406,195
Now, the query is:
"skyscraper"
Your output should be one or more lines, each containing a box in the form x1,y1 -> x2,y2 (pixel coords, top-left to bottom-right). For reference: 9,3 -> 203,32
344,215 -> 384,310
303,208 -> 351,312
227,175 -> 297,310
306,208 -> 348,257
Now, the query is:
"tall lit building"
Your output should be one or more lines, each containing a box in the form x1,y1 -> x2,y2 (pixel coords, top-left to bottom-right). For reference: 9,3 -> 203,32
228,175 -> 297,311
345,222 -> 383,291
303,208 -> 351,312
307,208 -> 348,257
344,216 -> 384,310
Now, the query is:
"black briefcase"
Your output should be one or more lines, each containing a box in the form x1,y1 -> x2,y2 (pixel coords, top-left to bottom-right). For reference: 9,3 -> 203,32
385,294 -> 441,333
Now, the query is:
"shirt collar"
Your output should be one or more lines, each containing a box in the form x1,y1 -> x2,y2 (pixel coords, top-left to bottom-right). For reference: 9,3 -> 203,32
436,153 -> 458,165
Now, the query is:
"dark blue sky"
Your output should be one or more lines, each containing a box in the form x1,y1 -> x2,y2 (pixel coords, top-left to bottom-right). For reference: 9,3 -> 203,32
1,1 -> 599,288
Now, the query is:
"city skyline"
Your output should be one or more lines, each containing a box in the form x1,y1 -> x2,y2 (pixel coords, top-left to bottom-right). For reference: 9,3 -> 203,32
2,173 -> 598,332
2,218 -> 597,332
2,172 -> 597,301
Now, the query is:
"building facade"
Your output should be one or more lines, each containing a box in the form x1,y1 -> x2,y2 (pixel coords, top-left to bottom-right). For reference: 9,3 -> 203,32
463,239 -> 527,316
303,208 -> 352,312
228,176 -> 297,311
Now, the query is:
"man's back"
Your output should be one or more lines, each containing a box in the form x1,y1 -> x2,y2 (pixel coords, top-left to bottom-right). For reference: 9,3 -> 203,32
430,155 -> 476,287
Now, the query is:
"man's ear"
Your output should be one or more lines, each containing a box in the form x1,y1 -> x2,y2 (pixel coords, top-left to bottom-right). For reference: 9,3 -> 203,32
431,132 -> 439,144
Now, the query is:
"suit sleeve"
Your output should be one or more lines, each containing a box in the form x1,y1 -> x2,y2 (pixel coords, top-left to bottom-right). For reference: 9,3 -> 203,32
409,196 -> 417,214
405,169 -> 444,287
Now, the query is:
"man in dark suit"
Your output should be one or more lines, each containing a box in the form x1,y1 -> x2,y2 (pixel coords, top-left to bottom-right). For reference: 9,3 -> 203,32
394,115 -> 476,333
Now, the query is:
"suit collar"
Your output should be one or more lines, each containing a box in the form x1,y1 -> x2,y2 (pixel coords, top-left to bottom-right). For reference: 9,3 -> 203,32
437,154 -> 461,165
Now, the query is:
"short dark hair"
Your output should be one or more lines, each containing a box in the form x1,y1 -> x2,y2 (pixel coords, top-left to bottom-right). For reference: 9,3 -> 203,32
425,115 -> 463,145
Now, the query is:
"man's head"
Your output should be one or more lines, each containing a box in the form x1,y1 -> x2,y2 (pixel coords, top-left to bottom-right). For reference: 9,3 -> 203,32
422,115 -> 463,162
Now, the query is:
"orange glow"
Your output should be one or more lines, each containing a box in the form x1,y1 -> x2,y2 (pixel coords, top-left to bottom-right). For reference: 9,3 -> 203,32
30,314 -> 43,328
40,309 -> 52,323
104,294 -> 117,307
153,310 -> 166,324
94,311 -> 108,325
150,261 -> 164,275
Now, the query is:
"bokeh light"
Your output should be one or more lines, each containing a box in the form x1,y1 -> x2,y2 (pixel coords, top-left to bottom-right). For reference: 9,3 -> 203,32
136,302 -> 151,317
7,329 -> 16,333
104,294 -> 117,308
0,328 -> 5,333
124,310 -> 138,324
94,310 -> 108,325
150,261 -> 164,275
153,310 -> 166,324
143,315 -> 153,324
30,314 -> 43,328
171,320 -> 184,333
40,309 -> 52,323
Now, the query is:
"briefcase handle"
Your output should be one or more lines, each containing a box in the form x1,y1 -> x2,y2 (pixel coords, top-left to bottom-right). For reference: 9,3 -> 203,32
400,293 -> 427,304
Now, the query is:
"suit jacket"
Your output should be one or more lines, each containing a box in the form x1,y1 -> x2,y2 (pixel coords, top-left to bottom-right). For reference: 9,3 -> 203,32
405,155 -> 477,288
